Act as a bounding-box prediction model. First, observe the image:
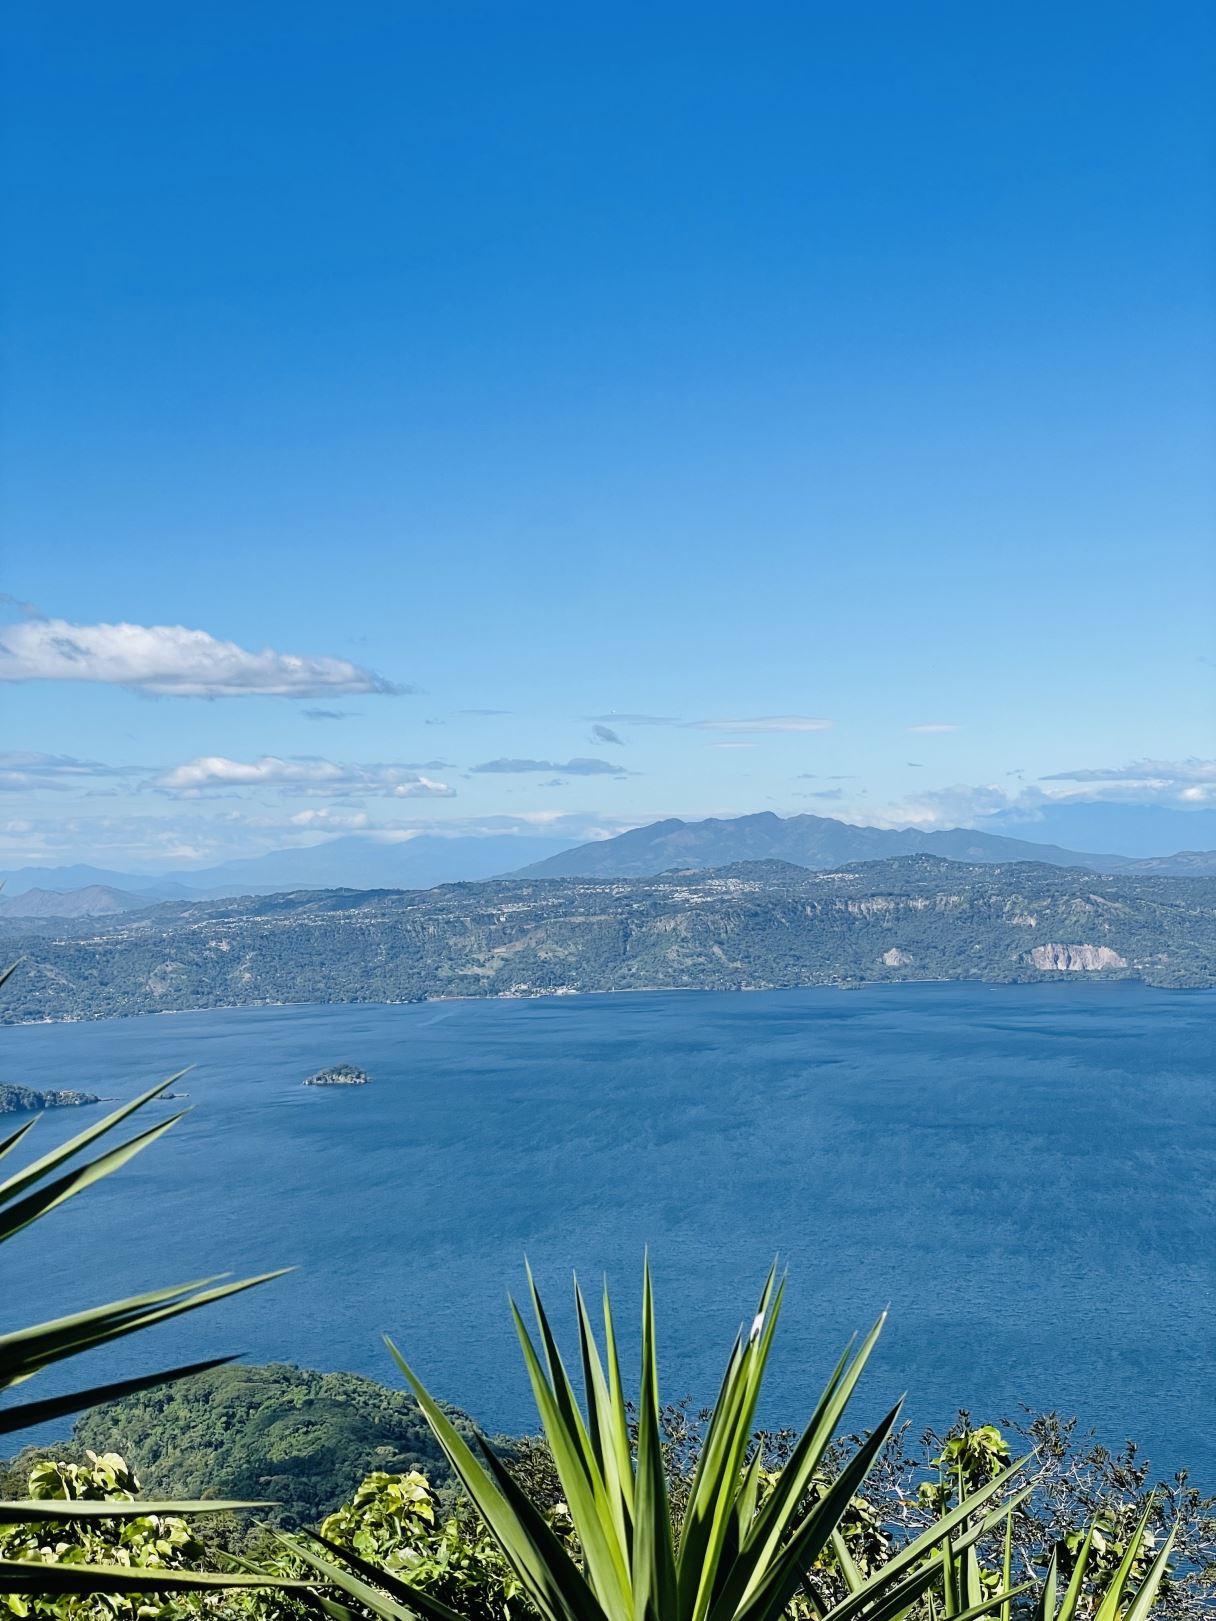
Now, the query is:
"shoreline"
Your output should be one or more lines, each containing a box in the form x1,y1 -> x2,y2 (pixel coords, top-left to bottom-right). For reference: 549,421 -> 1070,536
2,973 -> 1211,1030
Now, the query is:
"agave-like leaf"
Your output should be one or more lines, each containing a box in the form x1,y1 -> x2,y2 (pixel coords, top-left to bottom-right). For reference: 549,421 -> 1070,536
384,1335 -> 602,1621
632,1261 -> 677,1621
0,1498 -> 274,1523
821,1462 -> 1030,1621
0,1270 -> 288,1393
0,1110 -> 190,1245
0,1075 -> 188,1214
302,1531 -> 469,1621
510,1294 -> 629,1618
0,1353 -> 240,1435
379,1267 -> 1033,1621
0,964 -> 284,1606
1117,1523 -> 1178,1621
1093,1504 -> 1176,1621
0,1560 -> 310,1595
1053,1525 -> 1095,1621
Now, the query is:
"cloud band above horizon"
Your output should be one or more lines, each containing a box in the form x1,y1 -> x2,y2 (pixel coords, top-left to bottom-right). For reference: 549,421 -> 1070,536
0,617 -> 406,697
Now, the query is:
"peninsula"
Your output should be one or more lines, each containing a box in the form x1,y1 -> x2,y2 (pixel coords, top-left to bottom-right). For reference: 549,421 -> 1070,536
0,1083 -> 100,1113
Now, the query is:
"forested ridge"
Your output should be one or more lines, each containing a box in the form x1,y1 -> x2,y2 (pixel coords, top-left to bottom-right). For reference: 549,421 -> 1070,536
3,855 -> 1213,1023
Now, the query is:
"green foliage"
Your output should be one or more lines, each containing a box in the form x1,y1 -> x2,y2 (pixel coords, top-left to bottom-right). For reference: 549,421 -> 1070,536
72,1366 -> 475,1531
0,1452 -> 204,1621
316,1471 -> 524,1621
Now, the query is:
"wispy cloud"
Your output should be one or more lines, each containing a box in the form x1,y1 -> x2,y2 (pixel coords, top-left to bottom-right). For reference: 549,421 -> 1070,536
1040,757 -> 1216,787
588,711 -> 831,735
0,807 -> 634,869
588,713 -> 680,726
471,757 -> 629,776
590,723 -> 623,746
303,708 -> 353,721
690,716 -> 832,734
155,755 -> 455,798
0,617 -> 407,698
906,723 -> 960,734
0,751 -> 145,791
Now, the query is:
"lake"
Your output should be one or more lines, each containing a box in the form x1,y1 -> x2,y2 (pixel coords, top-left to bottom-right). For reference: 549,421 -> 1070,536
2,983 -> 1213,1486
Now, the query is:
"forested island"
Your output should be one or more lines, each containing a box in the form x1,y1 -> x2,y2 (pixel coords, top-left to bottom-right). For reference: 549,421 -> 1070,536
0,1082 -> 100,1113
1,855 -> 1212,1024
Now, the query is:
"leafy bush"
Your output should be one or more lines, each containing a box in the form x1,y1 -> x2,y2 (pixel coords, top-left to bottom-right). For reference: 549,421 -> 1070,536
0,1452 -> 204,1621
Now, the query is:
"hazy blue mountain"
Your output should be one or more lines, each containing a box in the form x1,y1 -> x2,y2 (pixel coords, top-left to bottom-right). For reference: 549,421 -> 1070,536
0,864 -> 198,900
0,834 -> 580,901
0,885 -> 159,919
5,816 -> 1209,905
1123,849 -> 1216,875
509,811 -> 1139,879
975,802 -> 1216,860
179,832 -> 579,893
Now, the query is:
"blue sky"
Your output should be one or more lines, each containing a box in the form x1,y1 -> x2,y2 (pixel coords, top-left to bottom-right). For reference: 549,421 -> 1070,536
2,0 -> 1213,871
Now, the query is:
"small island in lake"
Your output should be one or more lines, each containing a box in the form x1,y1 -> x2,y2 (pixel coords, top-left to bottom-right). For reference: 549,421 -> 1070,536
303,1064 -> 372,1087
0,1083 -> 100,1114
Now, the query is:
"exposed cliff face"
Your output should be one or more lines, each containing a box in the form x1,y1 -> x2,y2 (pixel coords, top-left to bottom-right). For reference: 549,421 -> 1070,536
1025,943 -> 1128,971
882,947 -> 912,967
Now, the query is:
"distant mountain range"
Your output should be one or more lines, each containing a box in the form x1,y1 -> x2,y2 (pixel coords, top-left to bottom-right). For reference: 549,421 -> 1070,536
0,833 -> 576,906
2,812 -> 1212,917
511,811 -> 1216,880
3,855 -> 1212,1022
0,884 -> 161,920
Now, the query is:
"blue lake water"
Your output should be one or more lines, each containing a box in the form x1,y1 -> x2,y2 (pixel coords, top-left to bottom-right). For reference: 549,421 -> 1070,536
1,984 -> 1213,1485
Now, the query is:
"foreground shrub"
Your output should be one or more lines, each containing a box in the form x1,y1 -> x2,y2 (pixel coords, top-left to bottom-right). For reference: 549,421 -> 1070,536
294,1265 -> 1043,1621
0,1451 -> 204,1621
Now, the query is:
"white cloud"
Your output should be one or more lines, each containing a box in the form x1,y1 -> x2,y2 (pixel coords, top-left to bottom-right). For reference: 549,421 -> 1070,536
906,723 -> 960,734
690,716 -> 832,733
0,617 -> 406,697
155,755 -> 455,798
860,760 -> 1216,831
287,808 -> 371,830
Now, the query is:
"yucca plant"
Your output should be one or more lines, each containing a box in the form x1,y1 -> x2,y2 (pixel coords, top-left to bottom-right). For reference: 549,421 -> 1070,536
1028,1510 -> 1177,1621
292,1262 -> 1035,1621
0,962 -> 306,1605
